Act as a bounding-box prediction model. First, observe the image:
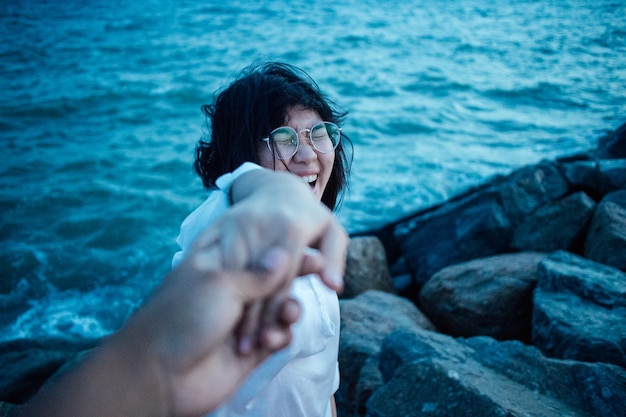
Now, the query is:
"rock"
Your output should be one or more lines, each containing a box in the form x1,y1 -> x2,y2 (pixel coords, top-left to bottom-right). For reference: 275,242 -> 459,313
533,251 -> 626,368
511,191 -> 596,252
0,402 -> 18,416
419,252 -> 546,342
499,160 -> 569,225
337,291 -> 436,417
343,236 -> 394,299
585,190 -> 626,271
593,122 -> 626,159
597,159 -> 626,195
558,157 -> 626,200
365,329 -> 626,417
352,355 -> 383,417
395,188 -> 510,287
389,160 -> 584,289
559,159 -> 601,198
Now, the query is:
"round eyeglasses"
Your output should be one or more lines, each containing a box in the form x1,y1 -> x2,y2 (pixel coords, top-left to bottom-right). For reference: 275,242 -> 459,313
261,121 -> 341,160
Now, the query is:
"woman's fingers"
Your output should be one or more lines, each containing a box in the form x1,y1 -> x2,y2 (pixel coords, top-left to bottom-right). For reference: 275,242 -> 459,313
298,247 -> 325,276
311,219 -> 348,292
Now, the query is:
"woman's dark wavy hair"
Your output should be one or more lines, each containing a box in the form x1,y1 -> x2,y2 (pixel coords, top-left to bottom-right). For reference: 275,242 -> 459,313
194,62 -> 352,210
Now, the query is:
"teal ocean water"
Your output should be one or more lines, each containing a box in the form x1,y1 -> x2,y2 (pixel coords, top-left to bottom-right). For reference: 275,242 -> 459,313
1,0 -> 625,342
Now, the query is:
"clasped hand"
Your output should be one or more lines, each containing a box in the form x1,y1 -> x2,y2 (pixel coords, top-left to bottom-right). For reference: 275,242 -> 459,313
122,170 -> 348,417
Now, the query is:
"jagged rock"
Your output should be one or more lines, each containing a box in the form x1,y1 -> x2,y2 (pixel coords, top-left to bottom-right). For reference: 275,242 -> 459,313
352,355 -> 383,417
597,159 -> 626,195
0,402 -> 18,417
533,251 -> 626,368
339,125 -> 626,416
365,328 -> 626,417
560,159 -> 600,196
395,188 -> 511,286
558,157 -> 626,200
593,122 -> 626,159
499,160 -> 569,225
511,191 -> 596,251
585,190 -> 626,271
342,236 -> 394,299
337,291 -> 436,417
419,252 -> 546,342
390,160 -> 585,288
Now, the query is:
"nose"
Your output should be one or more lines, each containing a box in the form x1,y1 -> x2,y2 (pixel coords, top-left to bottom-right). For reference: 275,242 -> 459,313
292,131 -> 317,163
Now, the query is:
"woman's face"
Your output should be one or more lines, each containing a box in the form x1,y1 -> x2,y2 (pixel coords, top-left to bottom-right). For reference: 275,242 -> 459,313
258,106 -> 335,201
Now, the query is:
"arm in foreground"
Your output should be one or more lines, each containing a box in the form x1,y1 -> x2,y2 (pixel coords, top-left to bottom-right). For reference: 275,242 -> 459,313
15,171 -> 348,417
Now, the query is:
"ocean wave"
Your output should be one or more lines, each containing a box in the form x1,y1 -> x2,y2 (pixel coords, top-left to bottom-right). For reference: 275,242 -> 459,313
481,83 -> 589,110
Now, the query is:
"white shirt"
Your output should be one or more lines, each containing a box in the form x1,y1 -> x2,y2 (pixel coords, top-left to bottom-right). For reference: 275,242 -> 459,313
172,163 -> 340,417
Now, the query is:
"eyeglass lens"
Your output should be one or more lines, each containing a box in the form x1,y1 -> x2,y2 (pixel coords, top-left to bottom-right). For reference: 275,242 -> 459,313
269,122 -> 340,160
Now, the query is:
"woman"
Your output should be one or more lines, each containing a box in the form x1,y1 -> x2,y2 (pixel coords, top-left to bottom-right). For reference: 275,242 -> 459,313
172,62 -> 352,417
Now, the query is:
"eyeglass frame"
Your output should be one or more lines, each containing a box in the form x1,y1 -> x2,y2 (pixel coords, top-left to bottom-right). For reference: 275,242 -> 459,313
261,121 -> 341,160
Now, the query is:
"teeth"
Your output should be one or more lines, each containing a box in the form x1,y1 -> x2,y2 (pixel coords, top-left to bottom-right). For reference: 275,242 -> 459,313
300,174 -> 317,184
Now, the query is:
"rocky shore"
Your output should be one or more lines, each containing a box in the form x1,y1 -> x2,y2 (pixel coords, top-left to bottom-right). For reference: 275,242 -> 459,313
338,122 -> 626,416
1,124 -> 624,416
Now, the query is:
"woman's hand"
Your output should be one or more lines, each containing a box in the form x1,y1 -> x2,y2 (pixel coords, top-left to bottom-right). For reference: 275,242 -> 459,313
205,169 -> 347,354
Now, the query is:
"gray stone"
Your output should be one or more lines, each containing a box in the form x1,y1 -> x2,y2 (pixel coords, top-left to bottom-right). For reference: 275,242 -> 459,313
598,159 -> 626,194
365,329 -> 626,417
511,191 -> 596,251
559,159 -> 600,194
593,122 -> 626,159
419,252 -> 546,342
499,160 -> 569,225
533,251 -> 626,368
585,190 -> 626,271
343,236 -> 394,299
537,250 -> 626,308
337,291 -> 436,417
396,189 -> 510,286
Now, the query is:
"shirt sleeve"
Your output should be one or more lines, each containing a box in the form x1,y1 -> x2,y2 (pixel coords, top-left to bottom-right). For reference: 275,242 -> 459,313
171,162 -> 264,268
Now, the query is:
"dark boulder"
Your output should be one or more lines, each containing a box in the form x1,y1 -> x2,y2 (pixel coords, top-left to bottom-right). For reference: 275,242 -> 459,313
419,252 -> 546,342
585,189 -> 626,271
533,251 -> 626,368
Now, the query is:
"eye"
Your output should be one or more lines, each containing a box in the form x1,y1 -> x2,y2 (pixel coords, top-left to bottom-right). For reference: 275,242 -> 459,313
271,128 -> 297,145
311,125 -> 330,142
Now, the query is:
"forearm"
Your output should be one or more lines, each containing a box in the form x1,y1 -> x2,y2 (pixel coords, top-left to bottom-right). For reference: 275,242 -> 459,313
16,332 -> 166,417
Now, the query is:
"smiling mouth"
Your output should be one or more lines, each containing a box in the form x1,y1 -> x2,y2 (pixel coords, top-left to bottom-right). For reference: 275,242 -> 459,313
300,174 -> 318,189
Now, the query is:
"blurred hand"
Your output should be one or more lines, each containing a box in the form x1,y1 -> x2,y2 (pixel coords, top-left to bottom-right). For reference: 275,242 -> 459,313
194,169 -> 348,354
131,170 -> 348,416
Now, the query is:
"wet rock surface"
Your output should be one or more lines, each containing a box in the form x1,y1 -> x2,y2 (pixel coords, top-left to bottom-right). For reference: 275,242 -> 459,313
340,123 -> 626,416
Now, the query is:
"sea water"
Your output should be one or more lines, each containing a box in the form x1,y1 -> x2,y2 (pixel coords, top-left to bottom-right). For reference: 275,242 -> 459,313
1,0 -> 625,342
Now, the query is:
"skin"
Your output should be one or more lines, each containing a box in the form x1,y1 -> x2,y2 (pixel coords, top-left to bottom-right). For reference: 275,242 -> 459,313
257,106 -> 336,202
16,170 -> 348,417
